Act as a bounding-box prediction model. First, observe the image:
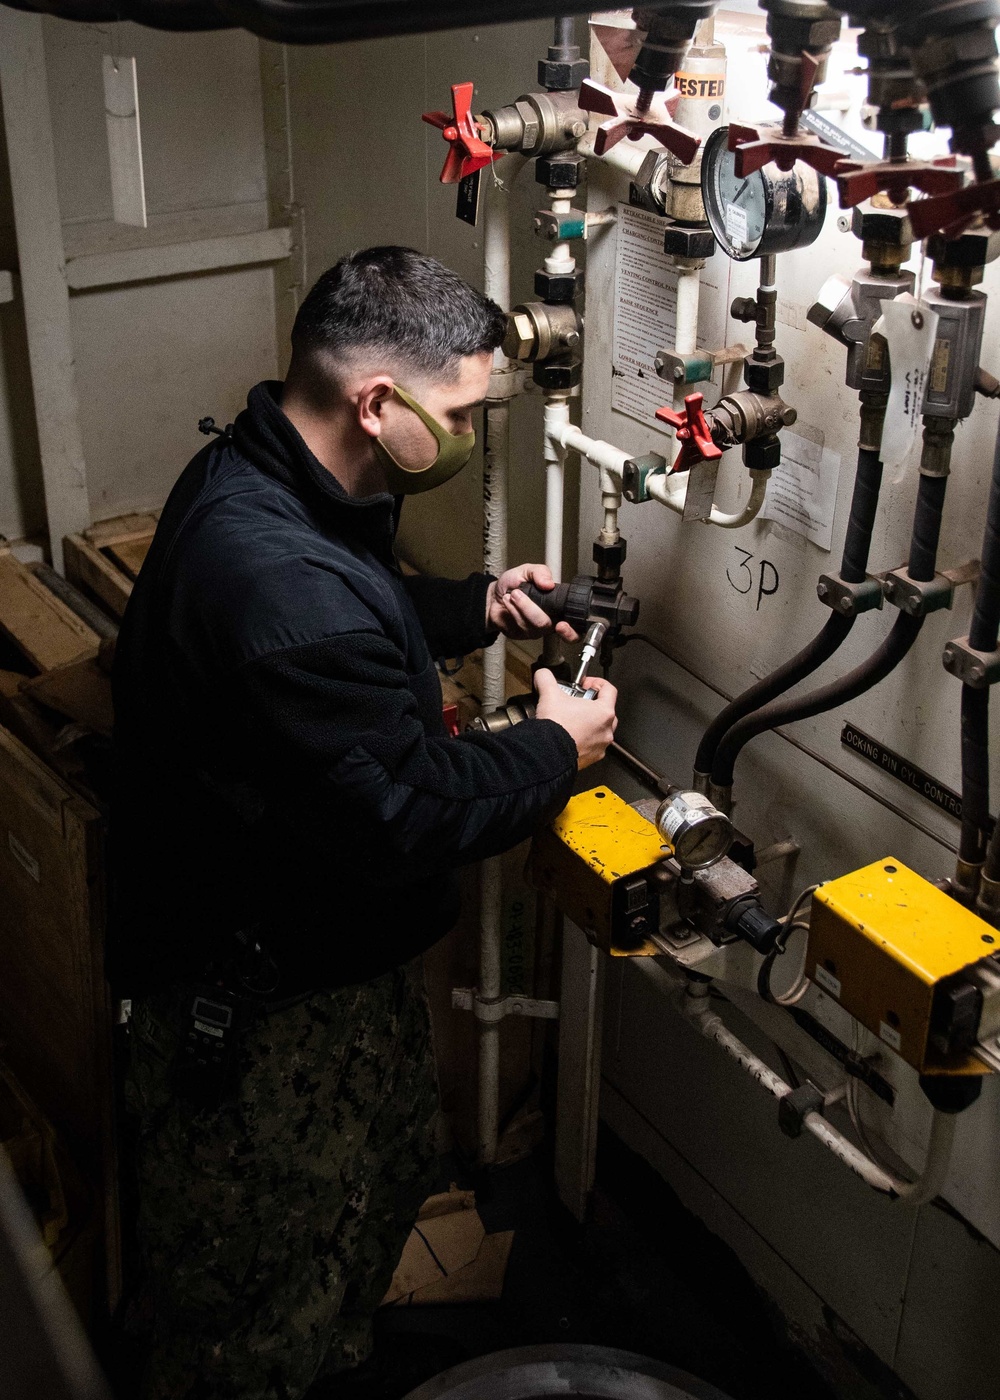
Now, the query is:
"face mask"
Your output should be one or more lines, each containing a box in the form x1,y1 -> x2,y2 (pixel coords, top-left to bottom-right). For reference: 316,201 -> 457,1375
371,385 -> 476,495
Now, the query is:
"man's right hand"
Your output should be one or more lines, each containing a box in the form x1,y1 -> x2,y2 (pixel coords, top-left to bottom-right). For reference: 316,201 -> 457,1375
534,667 -> 618,770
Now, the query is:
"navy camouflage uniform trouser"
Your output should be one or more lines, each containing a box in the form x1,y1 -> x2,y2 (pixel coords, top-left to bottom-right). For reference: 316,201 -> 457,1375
125,959 -> 439,1400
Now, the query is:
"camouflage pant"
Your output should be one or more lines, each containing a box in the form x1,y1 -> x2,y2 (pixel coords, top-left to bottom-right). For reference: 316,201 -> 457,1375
125,959 -> 439,1400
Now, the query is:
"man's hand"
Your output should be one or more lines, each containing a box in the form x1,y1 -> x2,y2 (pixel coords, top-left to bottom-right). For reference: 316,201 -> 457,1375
534,668 -> 617,769
486,565 -> 579,642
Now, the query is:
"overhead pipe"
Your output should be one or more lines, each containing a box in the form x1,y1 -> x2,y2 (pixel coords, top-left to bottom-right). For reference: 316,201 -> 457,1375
5,0 -> 233,25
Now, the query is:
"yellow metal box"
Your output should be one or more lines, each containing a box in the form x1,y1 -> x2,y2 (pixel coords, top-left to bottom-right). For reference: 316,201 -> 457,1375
528,787 -> 665,955
808,857 -> 997,1074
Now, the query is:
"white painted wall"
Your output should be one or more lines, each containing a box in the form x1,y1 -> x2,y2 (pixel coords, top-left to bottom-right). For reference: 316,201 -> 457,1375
581,11 -> 1000,1397
281,18 -> 581,581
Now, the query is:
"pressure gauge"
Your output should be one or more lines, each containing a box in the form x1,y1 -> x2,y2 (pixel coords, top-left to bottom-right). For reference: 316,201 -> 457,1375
700,125 -> 828,262
656,791 -> 733,871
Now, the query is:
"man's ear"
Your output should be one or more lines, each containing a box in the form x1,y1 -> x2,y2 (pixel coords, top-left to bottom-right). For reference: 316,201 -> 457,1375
356,377 -> 395,440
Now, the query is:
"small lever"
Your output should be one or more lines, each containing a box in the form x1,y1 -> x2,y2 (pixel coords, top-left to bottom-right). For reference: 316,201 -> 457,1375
423,82 -> 503,185
655,393 -> 724,474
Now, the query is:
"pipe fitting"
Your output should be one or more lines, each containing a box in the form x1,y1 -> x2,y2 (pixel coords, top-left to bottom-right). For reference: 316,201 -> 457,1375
482,89 -> 587,158
504,301 -> 582,362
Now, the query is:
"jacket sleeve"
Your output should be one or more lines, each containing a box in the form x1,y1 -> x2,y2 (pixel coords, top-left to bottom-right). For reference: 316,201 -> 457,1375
238,630 -> 577,880
402,571 -> 497,658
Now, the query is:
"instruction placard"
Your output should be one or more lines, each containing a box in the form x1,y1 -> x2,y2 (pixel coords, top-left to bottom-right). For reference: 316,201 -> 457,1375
612,202 -> 727,432
761,428 -> 841,551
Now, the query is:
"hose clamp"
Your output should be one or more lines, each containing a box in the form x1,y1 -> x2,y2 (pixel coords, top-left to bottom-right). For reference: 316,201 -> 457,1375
885,560 -> 979,618
816,571 -> 883,616
943,634 -> 1000,688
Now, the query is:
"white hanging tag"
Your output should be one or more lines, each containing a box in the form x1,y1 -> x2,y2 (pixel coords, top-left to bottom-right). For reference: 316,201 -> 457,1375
871,292 -> 938,473
103,55 -> 148,229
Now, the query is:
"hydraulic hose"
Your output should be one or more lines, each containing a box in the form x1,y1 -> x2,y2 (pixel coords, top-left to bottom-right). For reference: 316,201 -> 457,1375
971,422 -> 1000,887
694,444 -> 884,780
710,469 -> 948,791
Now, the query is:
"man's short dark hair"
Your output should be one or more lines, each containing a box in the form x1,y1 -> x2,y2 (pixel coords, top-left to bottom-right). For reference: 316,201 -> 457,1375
290,246 -> 506,385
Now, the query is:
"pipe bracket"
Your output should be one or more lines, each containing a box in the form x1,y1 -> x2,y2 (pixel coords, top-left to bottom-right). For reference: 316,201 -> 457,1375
816,571 -> 883,617
452,987 -> 560,1023
943,634 -> 1000,688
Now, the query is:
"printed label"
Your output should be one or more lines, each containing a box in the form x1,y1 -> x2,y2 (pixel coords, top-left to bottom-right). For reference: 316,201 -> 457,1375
872,293 -> 940,471
725,201 -> 749,248
659,792 -> 714,840
814,965 -> 842,999
674,71 -> 726,99
879,1021 -> 902,1052
930,337 -> 951,394
841,722 -> 965,823
7,830 -> 39,883
194,1021 -> 224,1038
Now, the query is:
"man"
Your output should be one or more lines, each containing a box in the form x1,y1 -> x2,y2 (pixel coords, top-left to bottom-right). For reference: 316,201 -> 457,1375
111,245 -> 618,1400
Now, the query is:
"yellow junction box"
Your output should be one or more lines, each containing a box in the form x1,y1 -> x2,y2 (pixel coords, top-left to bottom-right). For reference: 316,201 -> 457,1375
528,787 -> 665,955
808,857 -> 997,1075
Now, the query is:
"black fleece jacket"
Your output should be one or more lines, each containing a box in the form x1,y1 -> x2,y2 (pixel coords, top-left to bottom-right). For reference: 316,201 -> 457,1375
109,381 -> 578,995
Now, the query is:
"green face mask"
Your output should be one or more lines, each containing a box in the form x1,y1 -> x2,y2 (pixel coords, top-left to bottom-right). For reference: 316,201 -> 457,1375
372,385 -> 476,495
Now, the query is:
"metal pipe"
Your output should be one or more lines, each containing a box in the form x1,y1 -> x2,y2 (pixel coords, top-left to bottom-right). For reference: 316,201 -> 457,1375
674,979 -> 955,1202
671,262 -> 702,469
543,397 -> 571,584
477,155 -> 526,1167
576,129 -> 650,178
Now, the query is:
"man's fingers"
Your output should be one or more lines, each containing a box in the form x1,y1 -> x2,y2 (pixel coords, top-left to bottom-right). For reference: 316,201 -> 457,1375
508,589 -> 552,632
555,621 -> 579,642
525,564 -> 555,591
534,667 -> 556,694
586,677 -> 618,707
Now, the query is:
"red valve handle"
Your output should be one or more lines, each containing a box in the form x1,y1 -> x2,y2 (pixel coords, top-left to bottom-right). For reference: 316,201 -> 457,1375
422,81 -> 504,185
655,393 -> 724,474
907,177 -> 1000,240
835,156 -> 963,210
580,79 -> 700,166
728,121 -> 843,178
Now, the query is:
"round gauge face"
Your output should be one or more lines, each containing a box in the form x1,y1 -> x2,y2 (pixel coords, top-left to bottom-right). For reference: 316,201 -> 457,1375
674,813 -> 732,869
702,126 -> 768,261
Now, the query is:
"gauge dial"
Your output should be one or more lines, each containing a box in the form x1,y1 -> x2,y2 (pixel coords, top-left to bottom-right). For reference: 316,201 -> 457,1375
701,125 -> 828,262
656,791 -> 733,871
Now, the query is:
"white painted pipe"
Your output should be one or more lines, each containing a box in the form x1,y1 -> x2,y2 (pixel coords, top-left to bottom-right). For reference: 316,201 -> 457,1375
670,262 -> 702,470
543,396 -> 571,583
673,980 -> 955,1201
558,422 -> 630,479
478,155 -> 526,1167
704,470 -> 770,529
577,127 -> 650,178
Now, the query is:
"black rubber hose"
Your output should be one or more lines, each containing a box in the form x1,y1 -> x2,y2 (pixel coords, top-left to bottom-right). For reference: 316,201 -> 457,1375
960,686 -> 990,865
970,424 -> 1000,881
710,470 -> 948,790
693,445 -> 883,777
840,446 -> 885,584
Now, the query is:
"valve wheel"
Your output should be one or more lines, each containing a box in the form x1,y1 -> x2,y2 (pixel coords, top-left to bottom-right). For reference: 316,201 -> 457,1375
579,78 -> 700,166
422,81 -> 504,185
655,392 -> 724,475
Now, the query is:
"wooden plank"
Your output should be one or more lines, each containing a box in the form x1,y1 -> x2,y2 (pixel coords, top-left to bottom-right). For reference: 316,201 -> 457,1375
0,723 -> 117,1315
84,512 -> 158,547
20,659 -> 114,738
105,535 -> 151,581
65,227 -> 292,292
0,553 -> 99,671
64,535 -> 133,619
0,10 -> 90,572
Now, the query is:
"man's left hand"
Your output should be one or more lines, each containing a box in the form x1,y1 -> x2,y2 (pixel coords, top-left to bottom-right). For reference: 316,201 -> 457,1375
486,565 -> 579,641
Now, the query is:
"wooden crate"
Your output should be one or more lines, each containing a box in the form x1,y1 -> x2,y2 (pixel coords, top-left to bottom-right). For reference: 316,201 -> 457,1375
64,512 -> 158,619
0,723 -> 117,1318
